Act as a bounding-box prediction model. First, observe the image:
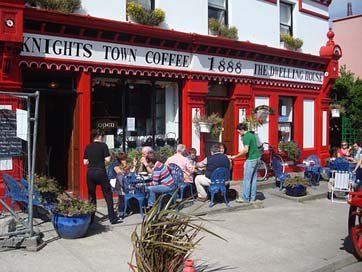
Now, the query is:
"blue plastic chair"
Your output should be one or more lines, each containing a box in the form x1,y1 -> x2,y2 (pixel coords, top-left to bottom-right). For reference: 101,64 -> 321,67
168,163 -> 194,201
123,174 -> 146,218
303,155 -> 322,186
272,158 -> 291,190
208,167 -> 230,208
333,157 -> 350,171
19,178 -> 56,212
3,174 -> 29,210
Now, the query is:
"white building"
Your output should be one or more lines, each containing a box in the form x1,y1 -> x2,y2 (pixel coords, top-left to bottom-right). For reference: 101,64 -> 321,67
81,0 -> 330,55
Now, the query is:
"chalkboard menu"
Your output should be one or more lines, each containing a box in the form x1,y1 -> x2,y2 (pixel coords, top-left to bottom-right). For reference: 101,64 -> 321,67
0,109 -> 22,157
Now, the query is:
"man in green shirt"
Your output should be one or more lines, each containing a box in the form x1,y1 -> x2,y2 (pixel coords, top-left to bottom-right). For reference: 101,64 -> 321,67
230,122 -> 260,203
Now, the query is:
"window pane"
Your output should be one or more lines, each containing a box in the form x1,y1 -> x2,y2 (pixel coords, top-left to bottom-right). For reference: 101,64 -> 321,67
208,0 -> 225,9
280,25 -> 291,35
209,8 -> 225,24
280,3 -> 291,26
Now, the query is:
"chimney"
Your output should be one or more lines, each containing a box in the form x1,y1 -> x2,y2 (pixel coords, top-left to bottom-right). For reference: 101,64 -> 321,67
347,2 -> 353,16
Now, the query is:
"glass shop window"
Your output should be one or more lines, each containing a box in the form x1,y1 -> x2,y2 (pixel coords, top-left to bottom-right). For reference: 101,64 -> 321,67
278,97 -> 294,143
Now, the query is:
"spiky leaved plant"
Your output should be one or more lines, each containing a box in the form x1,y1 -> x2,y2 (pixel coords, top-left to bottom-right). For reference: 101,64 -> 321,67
129,196 -> 225,272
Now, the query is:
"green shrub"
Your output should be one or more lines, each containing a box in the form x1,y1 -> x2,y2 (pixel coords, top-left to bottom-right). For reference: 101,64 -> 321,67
54,193 -> 96,216
278,141 -> 301,161
208,18 -> 221,32
126,2 -> 165,26
219,25 -> 238,40
27,0 -> 81,13
280,34 -> 303,50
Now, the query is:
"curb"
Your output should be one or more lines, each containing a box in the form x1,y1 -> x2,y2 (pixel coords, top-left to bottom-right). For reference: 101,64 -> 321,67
268,190 -> 327,202
310,254 -> 358,272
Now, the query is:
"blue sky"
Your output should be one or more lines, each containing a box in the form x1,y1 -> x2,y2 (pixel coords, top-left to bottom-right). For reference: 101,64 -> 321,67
329,0 -> 362,20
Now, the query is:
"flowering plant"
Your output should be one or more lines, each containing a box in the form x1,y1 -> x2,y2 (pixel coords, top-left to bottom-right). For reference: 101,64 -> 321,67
193,112 -> 223,137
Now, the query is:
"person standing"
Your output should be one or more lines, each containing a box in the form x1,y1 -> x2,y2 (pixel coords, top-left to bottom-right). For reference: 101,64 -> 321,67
230,123 -> 260,203
83,129 -> 120,224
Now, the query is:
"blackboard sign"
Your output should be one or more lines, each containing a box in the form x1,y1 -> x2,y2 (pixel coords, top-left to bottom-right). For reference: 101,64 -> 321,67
0,109 -> 22,157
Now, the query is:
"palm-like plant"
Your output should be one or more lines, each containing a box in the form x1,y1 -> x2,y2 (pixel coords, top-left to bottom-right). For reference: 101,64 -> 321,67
129,196 -> 225,272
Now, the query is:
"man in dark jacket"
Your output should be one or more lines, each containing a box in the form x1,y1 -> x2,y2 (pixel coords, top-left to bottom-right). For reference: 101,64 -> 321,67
194,143 -> 230,202
83,129 -> 120,224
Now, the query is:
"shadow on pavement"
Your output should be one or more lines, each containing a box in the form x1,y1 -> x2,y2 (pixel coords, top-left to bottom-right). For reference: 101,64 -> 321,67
195,261 -> 237,271
341,235 -> 356,257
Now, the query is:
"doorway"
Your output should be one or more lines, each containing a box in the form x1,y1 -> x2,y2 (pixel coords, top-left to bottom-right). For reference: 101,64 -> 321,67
22,71 -> 76,189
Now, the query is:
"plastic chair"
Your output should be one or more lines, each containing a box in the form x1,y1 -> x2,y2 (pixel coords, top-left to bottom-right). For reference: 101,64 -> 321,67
330,170 -> 352,203
272,158 -> 291,190
3,174 -> 29,210
168,163 -> 194,201
303,155 -> 322,186
123,174 -> 146,218
208,167 -> 230,208
19,178 -> 56,212
333,157 -> 350,171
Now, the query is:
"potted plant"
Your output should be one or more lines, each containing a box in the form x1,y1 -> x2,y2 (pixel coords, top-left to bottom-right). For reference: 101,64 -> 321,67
280,34 -> 303,51
208,18 -> 221,35
26,0 -> 81,13
126,2 -> 165,26
129,197 -> 225,271
330,103 -> 345,118
52,193 -> 96,239
278,141 -> 301,161
219,25 -> 239,40
156,146 -> 175,163
33,174 -> 62,204
243,115 -> 264,131
283,176 -> 309,197
193,112 -> 223,137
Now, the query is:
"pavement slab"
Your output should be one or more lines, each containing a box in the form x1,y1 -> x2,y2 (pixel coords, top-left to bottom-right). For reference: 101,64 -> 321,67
0,178 -> 360,272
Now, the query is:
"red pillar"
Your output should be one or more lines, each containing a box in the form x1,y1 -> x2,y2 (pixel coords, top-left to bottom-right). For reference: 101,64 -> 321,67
181,79 -> 208,157
230,83 -> 252,180
76,71 -> 91,199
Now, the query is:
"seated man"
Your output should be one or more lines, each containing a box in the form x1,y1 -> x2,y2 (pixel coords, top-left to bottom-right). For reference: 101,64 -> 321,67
165,144 -> 195,183
194,143 -> 230,202
144,152 -> 176,208
138,146 -> 154,174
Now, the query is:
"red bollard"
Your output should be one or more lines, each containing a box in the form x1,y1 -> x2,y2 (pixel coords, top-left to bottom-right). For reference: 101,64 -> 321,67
183,259 -> 195,272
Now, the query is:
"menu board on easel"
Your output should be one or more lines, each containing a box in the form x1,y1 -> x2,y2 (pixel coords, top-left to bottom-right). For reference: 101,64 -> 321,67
0,109 -> 22,157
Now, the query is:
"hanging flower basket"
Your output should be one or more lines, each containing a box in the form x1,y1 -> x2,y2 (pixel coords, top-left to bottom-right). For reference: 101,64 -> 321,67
199,122 -> 212,133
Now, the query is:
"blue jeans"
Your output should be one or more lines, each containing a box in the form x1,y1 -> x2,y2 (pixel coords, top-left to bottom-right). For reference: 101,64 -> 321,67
145,184 -> 176,207
242,159 -> 259,202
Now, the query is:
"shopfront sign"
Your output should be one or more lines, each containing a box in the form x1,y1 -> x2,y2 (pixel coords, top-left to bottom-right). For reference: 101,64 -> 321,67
21,33 -> 324,85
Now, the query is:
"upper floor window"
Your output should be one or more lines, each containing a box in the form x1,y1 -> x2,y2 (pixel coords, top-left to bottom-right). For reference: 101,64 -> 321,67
127,0 -> 154,10
208,0 -> 228,25
280,2 -> 293,35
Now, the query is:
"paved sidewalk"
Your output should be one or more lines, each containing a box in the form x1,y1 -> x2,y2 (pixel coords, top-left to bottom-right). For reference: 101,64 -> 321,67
0,178 -> 360,272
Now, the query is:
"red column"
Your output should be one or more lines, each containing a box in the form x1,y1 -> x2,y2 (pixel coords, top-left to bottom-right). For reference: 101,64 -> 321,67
231,83 -> 252,180
76,71 -> 91,199
181,79 -> 208,157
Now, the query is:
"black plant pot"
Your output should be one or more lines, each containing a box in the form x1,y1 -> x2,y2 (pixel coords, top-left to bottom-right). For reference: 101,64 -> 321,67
285,185 -> 307,197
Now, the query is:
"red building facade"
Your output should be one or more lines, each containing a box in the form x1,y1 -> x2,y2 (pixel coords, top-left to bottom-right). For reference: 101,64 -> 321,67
0,1 -> 341,199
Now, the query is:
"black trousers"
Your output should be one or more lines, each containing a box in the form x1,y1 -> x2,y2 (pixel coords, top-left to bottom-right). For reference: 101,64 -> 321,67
87,169 -> 117,223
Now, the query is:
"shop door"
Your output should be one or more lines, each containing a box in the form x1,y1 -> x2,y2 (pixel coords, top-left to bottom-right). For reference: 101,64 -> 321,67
204,99 -> 229,156
39,92 -> 76,189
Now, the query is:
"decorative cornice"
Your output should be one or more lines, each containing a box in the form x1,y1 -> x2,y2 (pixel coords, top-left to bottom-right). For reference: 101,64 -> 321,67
19,59 -> 189,79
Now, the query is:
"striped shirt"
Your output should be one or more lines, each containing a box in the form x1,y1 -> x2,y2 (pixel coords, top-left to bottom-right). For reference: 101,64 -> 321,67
149,161 -> 174,186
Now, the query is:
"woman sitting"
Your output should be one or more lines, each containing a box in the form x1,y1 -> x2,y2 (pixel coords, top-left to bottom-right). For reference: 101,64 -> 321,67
113,152 -> 136,217
143,152 -> 176,209
337,141 -> 351,159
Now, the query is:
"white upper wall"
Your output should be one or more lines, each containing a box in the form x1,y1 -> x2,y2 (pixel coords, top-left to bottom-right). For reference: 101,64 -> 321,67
80,0 -> 330,56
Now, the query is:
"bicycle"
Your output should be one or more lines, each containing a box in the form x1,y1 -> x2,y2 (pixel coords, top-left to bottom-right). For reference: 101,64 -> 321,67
256,142 -> 285,182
